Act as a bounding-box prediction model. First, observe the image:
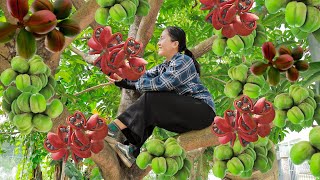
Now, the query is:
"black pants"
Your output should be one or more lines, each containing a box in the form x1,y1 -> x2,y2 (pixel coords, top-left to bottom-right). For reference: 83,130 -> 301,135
117,91 -> 215,150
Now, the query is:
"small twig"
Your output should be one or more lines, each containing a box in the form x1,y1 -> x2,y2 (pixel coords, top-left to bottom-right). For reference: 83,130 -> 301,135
69,45 -> 97,64
192,0 -> 198,9
60,161 -> 66,180
74,82 -> 113,96
0,131 -> 20,135
70,45 -> 86,60
242,55 -> 246,63
78,37 -> 91,40
201,76 -> 227,84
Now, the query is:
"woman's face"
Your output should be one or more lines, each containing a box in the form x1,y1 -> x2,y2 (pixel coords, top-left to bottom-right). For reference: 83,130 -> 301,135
157,30 -> 178,58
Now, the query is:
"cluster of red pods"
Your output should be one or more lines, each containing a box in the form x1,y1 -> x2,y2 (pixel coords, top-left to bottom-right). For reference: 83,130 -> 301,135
211,95 -> 275,147
200,0 -> 259,38
44,111 -> 108,163
88,26 -> 148,81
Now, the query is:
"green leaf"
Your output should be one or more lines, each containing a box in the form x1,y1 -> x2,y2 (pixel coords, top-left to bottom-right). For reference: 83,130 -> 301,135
56,71 -> 71,83
90,167 -> 103,180
262,11 -> 285,27
302,71 -> 320,87
300,62 -> 320,77
74,59 -> 88,65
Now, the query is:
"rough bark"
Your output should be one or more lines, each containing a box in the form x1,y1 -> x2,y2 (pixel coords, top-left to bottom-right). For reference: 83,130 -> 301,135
0,42 -> 14,73
136,0 -> 164,54
0,0 -> 280,179
117,0 -> 163,116
0,0 -> 16,23
0,0 -> 17,74
32,164 -> 43,180
71,0 -> 100,30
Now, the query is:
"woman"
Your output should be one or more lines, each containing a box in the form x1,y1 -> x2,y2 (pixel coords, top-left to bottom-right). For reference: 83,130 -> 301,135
106,26 -> 216,168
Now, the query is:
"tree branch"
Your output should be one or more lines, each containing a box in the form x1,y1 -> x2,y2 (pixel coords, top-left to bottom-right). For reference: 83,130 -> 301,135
71,0 -> 100,30
128,16 -> 143,38
70,46 -> 87,60
69,45 -> 97,64
0,131 -> 19,135
202,75 -> 227,84
74,82 -> 113,96
191,35 -> 218,59
0,43 -> 12,73
0,0 -> 17,23
136,0 -> 164,54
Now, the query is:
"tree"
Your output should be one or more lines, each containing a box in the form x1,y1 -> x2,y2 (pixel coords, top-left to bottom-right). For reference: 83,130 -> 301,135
0,0 -> 319,179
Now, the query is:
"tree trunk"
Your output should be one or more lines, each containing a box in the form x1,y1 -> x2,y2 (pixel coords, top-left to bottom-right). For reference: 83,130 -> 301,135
0,0 -> 280,179
308,34 -> 320,95
32,164 -> 43,180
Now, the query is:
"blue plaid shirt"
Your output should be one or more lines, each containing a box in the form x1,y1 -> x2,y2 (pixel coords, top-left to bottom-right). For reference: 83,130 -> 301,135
126,52 -> 215,112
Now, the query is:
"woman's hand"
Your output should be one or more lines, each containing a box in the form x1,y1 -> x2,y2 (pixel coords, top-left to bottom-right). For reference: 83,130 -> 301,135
106,73 -> 123,83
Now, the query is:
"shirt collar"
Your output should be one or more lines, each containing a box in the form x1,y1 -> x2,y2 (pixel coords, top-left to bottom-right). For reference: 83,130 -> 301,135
163,52 -> 182,64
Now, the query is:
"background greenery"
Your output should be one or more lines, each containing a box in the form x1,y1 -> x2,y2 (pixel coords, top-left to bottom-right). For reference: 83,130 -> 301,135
0,0 -> 319,179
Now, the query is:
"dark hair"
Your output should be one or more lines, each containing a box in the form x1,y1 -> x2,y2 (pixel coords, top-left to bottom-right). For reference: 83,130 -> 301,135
166,26 -> 201,75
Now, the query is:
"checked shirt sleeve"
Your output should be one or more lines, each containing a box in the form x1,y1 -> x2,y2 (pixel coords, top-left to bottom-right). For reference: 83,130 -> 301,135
143,65 -> 160,78
135,56 -> 196,92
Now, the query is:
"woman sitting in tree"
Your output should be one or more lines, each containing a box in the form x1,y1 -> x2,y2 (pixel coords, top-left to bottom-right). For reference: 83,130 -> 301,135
105,26 -> 216,167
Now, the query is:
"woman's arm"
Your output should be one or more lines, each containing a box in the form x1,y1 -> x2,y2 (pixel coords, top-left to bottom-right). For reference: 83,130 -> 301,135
135,55 -> 196,92
114,79 -> 137,90
143,64 -> 160,78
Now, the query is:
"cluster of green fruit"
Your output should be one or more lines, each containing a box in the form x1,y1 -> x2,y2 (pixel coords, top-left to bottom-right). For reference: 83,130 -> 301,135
0,55 -> 63,135
212,137 -> 275,178
265,0 -> 320,41
95,0 -> 150,25
136,138 -> 192,180
224,64 -> 269,99
290,126 -> 320,178
211,24 -> 267,56
273,84 -> 318,129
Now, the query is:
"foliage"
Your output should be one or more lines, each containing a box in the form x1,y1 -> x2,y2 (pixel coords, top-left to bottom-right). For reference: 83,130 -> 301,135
0,0 -> 320,178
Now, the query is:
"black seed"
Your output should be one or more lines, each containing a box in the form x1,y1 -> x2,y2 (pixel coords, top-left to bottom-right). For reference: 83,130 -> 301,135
128,40 -> 134,46
60,127 -> 67,132
134,44 -> 140,49
70,117 -> 76,123
76,113 -> 81,119
237,101 -> 243,107
116,35 -> 121,42
138,66 -> 144,72
243,107 -> 250,111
